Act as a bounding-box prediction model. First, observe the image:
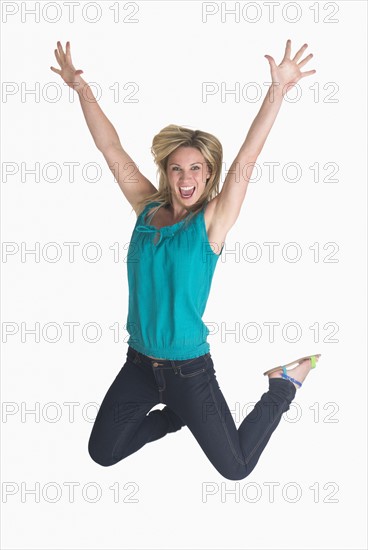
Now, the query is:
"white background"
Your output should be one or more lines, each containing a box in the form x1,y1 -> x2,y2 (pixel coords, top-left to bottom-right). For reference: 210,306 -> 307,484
1,1 -> 367,549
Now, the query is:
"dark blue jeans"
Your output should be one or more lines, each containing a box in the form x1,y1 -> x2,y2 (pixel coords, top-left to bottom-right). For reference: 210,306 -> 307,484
88,346 -> 296,480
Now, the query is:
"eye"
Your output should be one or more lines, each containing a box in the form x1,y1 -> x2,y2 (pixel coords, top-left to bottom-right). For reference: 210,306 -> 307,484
191,165 -> 200,170
172,166 -> 180,171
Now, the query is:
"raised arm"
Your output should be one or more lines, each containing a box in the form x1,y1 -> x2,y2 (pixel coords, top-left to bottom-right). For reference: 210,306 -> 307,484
213,39 -> 316,232
50,41 -> 156,213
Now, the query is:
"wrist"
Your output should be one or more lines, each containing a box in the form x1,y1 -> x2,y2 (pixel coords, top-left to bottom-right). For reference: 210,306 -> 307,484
267,83 -> 284,103
67,75 -> 87,93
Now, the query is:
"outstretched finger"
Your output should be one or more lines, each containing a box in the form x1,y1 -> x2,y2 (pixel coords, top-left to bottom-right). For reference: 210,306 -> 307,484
56,41 -> 65,61
298,53 -> 313,68
300,69 -> 317,78
50,66 -> 61,75
293,43 -> 308,63
54,48 -> 62,66
282,39 -> 292,61
264,54 -> 278,72
65,41 -> 72,62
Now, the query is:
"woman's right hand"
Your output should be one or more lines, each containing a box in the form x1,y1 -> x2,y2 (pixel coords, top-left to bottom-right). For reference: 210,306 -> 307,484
50,41 -> 84,88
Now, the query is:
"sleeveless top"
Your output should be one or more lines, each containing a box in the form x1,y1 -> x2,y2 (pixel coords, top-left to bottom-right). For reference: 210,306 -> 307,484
125,201 -> 223,359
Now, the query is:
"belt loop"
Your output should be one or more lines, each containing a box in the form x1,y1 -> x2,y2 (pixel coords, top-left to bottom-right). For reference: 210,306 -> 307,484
171,360 -> 179,375
134,351 -> 141,364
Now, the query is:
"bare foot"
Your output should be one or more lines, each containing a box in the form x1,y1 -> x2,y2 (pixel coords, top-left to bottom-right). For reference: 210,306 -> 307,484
268,355 -> 321,389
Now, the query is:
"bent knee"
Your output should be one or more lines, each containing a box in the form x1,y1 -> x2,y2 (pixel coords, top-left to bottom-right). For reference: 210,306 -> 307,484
217,464 -> 251,481
88,442 -> 117,467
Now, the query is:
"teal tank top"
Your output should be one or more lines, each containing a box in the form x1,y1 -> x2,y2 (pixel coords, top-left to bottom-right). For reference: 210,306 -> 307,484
126,201 -> 223,359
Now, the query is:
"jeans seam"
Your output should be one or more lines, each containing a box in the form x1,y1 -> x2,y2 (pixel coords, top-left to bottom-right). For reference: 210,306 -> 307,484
179,368 -> 205,378
178,354 -> 208,376
244,398 -> 288,464
206,370 -> 247,467
111,424 -> 132,461
176,357 -> 201,368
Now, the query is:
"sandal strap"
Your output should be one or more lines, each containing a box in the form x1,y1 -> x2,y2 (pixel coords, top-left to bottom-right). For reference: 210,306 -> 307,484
281,366 -> 302,388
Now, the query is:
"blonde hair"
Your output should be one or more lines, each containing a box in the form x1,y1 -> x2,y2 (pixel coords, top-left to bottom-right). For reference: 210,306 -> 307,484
135,124 -> 223,228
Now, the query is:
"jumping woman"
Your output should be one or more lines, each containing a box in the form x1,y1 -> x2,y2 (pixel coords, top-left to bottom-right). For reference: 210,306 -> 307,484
51,39 -> 321,480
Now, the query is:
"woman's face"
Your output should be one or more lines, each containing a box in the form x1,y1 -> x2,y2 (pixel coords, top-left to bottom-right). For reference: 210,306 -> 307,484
166,146 -> 211,206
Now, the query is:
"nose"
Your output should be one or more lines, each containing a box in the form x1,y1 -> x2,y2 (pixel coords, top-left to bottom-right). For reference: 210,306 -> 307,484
179,171 -> 193,183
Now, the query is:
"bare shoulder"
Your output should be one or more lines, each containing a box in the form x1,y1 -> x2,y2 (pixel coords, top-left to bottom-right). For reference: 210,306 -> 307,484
101,144 -> 157,212
203,195 -> 227,256
132,194 -> 157,217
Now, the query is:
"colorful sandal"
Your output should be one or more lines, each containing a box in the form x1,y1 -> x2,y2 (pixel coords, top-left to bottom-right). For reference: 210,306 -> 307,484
263,354 -> 321,389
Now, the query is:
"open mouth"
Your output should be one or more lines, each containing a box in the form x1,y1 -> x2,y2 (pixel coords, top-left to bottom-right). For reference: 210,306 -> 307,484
179,186 -> 195,199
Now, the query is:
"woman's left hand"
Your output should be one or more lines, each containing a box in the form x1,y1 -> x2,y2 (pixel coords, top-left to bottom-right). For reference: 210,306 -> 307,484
264,39 -> 316,95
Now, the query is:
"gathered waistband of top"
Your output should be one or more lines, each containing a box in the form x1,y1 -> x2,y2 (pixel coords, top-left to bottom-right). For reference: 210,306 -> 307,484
127,345 -> 211,369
